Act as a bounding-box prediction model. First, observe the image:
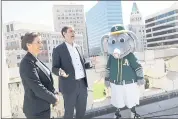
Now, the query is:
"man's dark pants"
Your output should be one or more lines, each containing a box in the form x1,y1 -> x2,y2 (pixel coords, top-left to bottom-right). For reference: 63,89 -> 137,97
62,78 -> 88,119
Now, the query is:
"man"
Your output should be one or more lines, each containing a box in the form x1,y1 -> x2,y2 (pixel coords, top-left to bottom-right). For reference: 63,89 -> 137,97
52,26 -> 88,119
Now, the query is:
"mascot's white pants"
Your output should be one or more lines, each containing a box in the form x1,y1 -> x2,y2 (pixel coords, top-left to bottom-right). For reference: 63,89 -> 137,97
110,82 -> 140,109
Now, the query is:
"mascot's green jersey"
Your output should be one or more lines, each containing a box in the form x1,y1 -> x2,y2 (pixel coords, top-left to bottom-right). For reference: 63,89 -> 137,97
107,52 -> 143,85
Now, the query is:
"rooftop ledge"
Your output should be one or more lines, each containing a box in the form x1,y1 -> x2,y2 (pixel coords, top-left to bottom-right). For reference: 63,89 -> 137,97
83,89 -> 178,119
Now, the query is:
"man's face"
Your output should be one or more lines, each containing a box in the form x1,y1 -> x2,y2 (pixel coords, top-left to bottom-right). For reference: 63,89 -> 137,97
64,27 -> 75,42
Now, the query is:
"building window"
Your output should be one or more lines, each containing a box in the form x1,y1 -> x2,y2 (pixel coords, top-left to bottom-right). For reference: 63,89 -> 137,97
17,55 -> 20,59
10,24 -> 14,31
6,25 -> 10,32
17,63 -> 20,67
146,23 -> 155,28
146,34 -> 152,38
7,36 -> 9,39
153,28 -> 177,37
15,34 -> 17,37
145,17 -> 155,23
11,35 -> 13,38
49,47 -> 50,50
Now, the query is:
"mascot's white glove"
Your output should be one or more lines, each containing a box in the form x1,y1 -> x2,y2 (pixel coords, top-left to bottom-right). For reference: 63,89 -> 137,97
137,79 -> 145,86
136,68 -> 145,86
105,70 -> 110,78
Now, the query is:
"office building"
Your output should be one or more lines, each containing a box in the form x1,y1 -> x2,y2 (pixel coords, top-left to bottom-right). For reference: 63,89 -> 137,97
3,21 -> 84,66
52,4 -> 89,57
86,1 -> 123,56
145,2 -> 178,50
128,2 -> 146,52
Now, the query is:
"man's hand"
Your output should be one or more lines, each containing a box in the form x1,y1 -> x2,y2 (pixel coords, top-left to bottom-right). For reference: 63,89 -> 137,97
137,79 -> 145,86
59,68 -> 69,78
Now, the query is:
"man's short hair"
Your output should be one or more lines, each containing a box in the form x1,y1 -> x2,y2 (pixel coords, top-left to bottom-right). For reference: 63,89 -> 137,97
61,25 -> 74,38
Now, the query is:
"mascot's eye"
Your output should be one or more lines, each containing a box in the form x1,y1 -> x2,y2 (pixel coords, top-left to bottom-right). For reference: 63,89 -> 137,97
120,38 -> 125,43
112,40 -> 115,44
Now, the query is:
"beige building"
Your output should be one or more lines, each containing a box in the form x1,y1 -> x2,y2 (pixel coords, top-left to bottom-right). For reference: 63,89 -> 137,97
52,4 -> 89,57
3,21 -> 84,66
6,49 -> 26,68
128,2 -> 147,52
145,2 -> 178,50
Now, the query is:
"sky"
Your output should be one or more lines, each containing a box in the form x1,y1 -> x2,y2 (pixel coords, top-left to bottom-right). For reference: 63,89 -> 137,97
2,1 -> 176,31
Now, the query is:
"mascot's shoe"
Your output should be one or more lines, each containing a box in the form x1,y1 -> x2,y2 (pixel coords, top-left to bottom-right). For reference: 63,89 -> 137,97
114,109 -> 122,119
130,107 -> 141,119
130,112 -> 141,119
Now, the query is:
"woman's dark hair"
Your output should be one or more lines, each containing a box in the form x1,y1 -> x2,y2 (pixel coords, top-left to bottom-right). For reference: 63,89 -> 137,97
21,32 -> 40,51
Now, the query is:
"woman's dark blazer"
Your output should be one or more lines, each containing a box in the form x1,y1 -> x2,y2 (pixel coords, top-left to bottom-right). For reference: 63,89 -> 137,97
19,52 -> 58,116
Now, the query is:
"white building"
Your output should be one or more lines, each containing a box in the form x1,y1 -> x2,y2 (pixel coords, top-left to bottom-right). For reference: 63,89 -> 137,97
3,21 -> 53,33
52,4 -> 89,57
145,2 -> 178,50
3,21 -> 84,66
128,2 -> 146,52
6,49 -> 26,68
2,30 -> 12,118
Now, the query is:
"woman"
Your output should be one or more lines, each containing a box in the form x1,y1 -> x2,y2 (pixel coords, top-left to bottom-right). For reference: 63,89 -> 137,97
19,32 -> 59,119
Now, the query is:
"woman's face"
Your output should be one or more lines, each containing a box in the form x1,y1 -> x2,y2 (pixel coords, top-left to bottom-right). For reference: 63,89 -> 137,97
27,36 -> 43,55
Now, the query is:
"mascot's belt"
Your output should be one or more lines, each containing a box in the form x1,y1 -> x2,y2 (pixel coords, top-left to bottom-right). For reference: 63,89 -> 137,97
110,79 -> 135,85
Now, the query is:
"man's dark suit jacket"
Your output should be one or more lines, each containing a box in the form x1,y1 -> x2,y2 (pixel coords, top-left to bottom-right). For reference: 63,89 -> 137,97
52,42 -> 88,94
19,52 -> 57,116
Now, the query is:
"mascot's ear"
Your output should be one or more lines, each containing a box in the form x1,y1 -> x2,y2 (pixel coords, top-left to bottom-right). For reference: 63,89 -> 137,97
127,31 -> 137,52
100,34 -> 109,55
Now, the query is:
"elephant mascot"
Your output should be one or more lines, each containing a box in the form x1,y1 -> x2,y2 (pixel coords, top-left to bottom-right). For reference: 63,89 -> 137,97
101,24 -> 145,118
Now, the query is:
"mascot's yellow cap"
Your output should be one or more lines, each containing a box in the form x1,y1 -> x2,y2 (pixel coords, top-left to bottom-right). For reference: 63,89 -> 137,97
110,24 -> 128,35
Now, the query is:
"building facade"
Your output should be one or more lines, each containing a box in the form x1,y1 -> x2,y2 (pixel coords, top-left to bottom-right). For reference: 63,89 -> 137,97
3,22 -> 84,66
128,2 -> 146,52
86,1 -> 123,56
145,2 -> 178,50
52,4 -> 89,57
